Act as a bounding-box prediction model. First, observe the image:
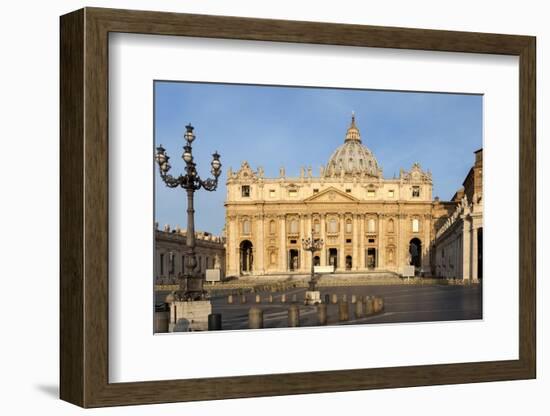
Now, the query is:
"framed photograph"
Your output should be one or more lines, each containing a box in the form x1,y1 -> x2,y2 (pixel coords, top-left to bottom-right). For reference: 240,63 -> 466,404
60,7 -> 536,408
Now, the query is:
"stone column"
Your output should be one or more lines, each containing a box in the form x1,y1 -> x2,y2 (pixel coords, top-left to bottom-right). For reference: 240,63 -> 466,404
256,214 -> 265,275
352,213 -> 359,270
423,214 -> 432,272
359,214 -> 365,270
279,215 -> 287,272
378,214 -> 385,270
462,216 -> 471,280
471,224 -> 478,281
154,249 -> 159,280
397,213 -> 405,274
320,213 -> 327,266
227,216 -> 238,276
457,232 -> 463,279
339,214 -> 346,271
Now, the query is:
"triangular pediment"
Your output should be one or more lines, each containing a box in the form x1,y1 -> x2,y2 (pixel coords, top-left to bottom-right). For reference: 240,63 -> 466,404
304,187 -> 359,203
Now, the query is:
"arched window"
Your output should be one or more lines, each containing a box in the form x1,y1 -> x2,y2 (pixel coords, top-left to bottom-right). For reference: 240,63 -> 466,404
367,218 -> 376,233
328,218 -> 338,233
269,220 -> 276,235
412,218 -> 420,233
242,219 -> 251,235
388,218 -> 395,233
314,219 -> 320,234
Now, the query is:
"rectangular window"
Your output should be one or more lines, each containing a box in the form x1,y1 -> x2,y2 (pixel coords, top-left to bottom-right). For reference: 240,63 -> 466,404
289,189 -> 298,198
241,185 -> 250,197
160,253 -> 164,275
346,238 -> 352,243
412,218 -> 420,232
412,186 -> 420,198
367,218 -> 376,233
269,189 -> 276,198
328,219 -> 338,233
367,189 -> 375,197
388,189 -> 395,198
345,221 -> 352,233
290,239 -> 297,244
345,189 -> 351,193
368,238 -> 375,243
313,188 -> 319,194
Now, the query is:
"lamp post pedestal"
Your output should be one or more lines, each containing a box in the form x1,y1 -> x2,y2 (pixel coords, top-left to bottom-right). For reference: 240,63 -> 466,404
304,290 -> 322,306
168,300 -> 212,332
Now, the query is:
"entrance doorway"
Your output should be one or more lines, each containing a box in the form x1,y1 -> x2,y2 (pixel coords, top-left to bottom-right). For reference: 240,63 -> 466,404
409,238 -> 422,268
328,248 -> 338,269
289,249 -> 300,271
367,248 -> 376,269
345,255 -> 352,270
313,255 -> 320,266
240,240 -> 253,274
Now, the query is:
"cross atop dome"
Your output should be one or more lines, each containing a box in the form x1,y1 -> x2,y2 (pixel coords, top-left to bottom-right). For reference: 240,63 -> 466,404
345,111 -> 361,143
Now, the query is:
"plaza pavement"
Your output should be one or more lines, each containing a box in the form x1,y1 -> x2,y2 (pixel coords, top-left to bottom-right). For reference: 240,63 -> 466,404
155,283 -> 482,330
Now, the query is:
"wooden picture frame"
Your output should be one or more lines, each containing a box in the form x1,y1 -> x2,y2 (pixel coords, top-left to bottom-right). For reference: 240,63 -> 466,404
60,7 -> 536,408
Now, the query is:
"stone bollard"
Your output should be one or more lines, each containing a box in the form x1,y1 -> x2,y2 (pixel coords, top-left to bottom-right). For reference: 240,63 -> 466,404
317,304 -> 327,325
281,294 -> 286,303
324,294 -> 330,305
154,310 -> 170,333
256,294 -> 261,304
288,304 -> 300,327
338,301 -> 349,322
268,294 -> 273,303
365,296 -> 375,315
292,294 -> 297,303
208,313 -> 222,330
373,297 -> 385,313
227,294 -> 233,304
354,300 -> 363,319
331,293 -> 338,304
249,307 -> 264,329
241,294 -> 247,304
351,294 -> 357,304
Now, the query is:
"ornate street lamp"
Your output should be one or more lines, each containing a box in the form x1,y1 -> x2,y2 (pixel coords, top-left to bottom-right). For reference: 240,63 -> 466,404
155,123 -> 222,301
302,229 -> 324,292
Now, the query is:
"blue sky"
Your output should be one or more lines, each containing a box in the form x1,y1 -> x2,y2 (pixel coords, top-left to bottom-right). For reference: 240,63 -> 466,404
154,81 -> 482,235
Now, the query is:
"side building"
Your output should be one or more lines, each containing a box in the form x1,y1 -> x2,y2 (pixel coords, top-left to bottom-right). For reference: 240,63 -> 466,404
224,114 -> 456,278
154,224 -> 226,284
433,149 -> 483,280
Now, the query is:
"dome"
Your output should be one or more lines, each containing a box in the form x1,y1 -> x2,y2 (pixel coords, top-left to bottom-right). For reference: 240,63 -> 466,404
324,113 -> 381,178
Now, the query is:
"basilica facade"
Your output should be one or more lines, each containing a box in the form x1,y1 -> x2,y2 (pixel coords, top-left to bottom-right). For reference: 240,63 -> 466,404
224,114 -> 457,278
